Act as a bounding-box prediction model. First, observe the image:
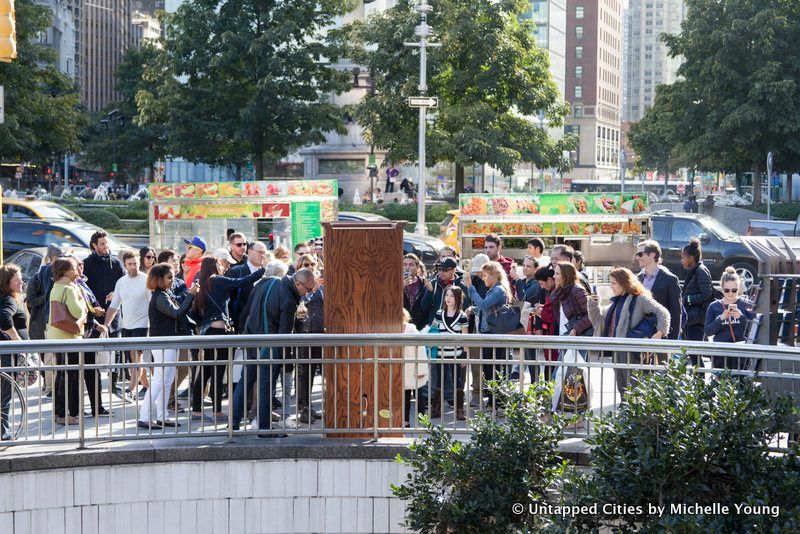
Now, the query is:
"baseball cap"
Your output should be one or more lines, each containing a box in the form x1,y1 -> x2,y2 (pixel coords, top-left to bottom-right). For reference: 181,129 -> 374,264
213,248 -> 235,263
439,257 -> 458,271
470,253 -> 490,274
183,236 -> 207,252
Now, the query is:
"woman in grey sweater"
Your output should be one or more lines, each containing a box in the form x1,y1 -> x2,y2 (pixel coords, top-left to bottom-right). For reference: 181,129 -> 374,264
588,267 -> 670,396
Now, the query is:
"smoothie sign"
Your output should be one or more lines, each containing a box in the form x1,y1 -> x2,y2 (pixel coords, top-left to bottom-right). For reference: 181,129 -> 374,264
459,192 -> 648,216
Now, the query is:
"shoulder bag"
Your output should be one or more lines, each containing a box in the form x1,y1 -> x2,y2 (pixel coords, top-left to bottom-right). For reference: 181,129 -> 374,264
627,295 -> 658,339
50,287 -> 82,335
487,303 -> 522,334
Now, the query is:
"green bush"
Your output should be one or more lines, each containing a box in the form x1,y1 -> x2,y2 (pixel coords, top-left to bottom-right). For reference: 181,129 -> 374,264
73,209 -> 122,230
392,379 -> 566,533
556,358 -> 799,532
338,201 -> 456,225
751,202 -> 800,220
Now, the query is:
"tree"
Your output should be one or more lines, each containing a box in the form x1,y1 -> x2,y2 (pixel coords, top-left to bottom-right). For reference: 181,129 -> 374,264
139,0 -> 352,179
646,0 -> 800,205
83,44 -> 168,184
345,0 -> 573,195
0,0 -> 86,180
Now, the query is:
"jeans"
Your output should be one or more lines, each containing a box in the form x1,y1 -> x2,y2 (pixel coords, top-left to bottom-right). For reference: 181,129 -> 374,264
232,346 -> 284,430
140,348 -> 177,423
431,360 -> 465,403
191,327 -> 229,413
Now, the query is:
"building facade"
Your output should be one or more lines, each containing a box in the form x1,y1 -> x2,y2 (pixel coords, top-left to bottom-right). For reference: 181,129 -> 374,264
622,0 -> 685,123
81,0 -> 131,112
564,0 -> 623,181
36,0 -> 77,80
131,11 -> 161,49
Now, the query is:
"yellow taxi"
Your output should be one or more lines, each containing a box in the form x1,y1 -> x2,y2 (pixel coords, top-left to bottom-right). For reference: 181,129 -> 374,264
440,209 -> 460,254
1,198 -> 82,221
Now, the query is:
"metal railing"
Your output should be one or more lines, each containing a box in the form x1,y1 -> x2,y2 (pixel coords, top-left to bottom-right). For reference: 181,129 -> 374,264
0,334 -> 798,450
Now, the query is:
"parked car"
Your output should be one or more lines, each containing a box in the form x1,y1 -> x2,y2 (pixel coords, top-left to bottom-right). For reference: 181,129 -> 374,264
337,211 -> 444,268
650,212 -> 759,290
5,247 -> 91,285
747,215 -> 800,237
1,219 -> 130,260
1,199 -> 82,222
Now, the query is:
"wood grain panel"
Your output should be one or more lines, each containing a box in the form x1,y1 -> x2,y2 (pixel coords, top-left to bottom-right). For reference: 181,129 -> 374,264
322,222 -> 405,438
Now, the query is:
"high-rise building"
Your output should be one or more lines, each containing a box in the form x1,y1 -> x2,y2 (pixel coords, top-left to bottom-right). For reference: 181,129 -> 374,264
622,0 -> 685,122
131,11 -> 161,49
564,0 -> 623,181
522,1 -> 567,118
36,0 -> 77,79
81,0 -> 131,112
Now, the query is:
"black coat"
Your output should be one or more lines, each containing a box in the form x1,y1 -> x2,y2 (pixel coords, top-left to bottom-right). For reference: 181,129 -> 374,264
403,278 -> 427,331
242,276 -> 300,335
82,252 -> 124,331
639,266 -> 683,340
682,262 -> 713,327
149,289 -> 195,337
227,262 -> 261,330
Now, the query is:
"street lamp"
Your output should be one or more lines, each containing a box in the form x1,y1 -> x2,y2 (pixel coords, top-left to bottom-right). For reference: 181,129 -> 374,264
619,148 -> 627,193
100,109 -> 125,188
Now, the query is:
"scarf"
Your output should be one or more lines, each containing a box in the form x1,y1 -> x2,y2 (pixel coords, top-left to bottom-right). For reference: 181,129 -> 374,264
604,294 -> 628,338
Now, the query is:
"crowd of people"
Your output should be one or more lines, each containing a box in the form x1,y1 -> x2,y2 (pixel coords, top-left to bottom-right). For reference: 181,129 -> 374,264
0,225 -> 756,440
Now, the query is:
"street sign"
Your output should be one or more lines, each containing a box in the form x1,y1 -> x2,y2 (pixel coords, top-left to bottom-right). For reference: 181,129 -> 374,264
677,183 -> 686,194
408,96 -> 438,108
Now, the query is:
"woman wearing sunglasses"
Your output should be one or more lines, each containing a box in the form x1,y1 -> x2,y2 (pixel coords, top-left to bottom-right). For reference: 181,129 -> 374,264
704,267 -> 756,371
139,247 -> 156,274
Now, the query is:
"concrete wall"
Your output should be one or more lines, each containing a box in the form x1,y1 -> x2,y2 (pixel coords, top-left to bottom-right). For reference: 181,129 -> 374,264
0,458 -> 412,533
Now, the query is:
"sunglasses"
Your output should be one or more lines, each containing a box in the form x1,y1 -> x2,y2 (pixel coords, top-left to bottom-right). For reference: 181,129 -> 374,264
301,263 -> 315,268
722,288 -> 738,293
145,255 -> 155,260
232,242 -> 247,248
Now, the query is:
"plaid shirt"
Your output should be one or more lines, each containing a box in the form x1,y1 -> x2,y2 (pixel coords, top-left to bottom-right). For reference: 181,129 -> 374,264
550,284 -> 592,335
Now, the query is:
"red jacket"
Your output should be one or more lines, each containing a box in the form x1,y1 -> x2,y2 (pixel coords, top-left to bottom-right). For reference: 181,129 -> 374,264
185,256 -> 204,285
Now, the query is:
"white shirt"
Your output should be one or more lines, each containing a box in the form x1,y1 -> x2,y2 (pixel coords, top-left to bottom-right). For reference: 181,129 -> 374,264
536,254 -> 551,269
110,273 -> 151,330
247,260 -> 259,274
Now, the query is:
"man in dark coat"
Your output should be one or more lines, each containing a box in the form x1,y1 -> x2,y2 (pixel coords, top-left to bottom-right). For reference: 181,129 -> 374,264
636,240 -> 683,340
231,268 -> 318,436
227,241 -> 269,332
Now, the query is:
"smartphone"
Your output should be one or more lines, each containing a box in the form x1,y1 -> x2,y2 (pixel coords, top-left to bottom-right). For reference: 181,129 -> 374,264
403,269 -> 411,279
592,285 -> 597,295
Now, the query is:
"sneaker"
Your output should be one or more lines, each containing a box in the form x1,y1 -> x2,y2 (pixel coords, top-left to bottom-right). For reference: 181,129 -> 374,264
310,408 -> 322,421
213,414 -> 229,424
298,408 -> 312,425
176,389 -> 189,399
156,419 -> 181,427
168,402 -> 187,414
190,414 -> 214,422
271,397 -> 282,408
55,416 -> 78,425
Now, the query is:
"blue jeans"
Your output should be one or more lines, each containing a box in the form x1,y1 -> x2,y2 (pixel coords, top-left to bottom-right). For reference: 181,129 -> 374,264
431,360 -> 466,402
232,346 -> 283,430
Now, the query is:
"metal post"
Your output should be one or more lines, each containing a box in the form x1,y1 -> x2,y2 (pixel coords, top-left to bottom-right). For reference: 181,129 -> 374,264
619,148 -> 627,193
767,151 -> 774,221
64,153 -> 69,191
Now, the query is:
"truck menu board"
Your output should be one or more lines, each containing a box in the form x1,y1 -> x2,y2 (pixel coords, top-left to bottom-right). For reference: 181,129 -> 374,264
149,179 -> 336,200
459,192 -> 648,216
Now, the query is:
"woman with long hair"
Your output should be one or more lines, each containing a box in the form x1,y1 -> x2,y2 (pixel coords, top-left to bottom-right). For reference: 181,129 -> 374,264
0,264 -> 28,440
550,262 -> 593,338
704,267 -> 756,371
463,261 -> 513,408
46,257 -> 87,425
190,256 -> 264,423
588,267 -> 670,395
681,238 -> 713,355
403,253 -> 428,331
139,263 -> 199,430
139,247 -> 156,274
430,285 -> 469,420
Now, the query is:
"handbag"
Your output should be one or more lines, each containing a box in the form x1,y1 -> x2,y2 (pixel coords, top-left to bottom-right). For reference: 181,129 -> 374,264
627,295 -> 658,339
421,325 -> 440,359
564,314 -> 595,337
50,288 -> 82,335
487,303 -> 522,334
95,332 -> 113,366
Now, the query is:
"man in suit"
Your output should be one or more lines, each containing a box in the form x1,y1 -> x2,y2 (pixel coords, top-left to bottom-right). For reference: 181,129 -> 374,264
637,240 -> 682,340
227,241 -> 271,332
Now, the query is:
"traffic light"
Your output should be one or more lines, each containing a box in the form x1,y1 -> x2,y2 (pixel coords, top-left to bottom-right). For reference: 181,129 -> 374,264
0,0 -> 16,63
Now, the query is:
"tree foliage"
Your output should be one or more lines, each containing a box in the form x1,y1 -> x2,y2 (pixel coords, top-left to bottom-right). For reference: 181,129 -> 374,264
82,44 -> 168,183
138,0 -> 353,179
0,0 -> 86,175
557,359 -> 800,532
636,0 -> 800,204
345,0 -> 574,193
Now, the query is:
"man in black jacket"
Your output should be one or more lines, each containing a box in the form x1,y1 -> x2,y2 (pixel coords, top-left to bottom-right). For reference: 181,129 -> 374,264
636,240 -> 683,340
420,257 -> 470,326
227,241 -> 269,331
231,268 -> 318,436
82,231 -> 126,398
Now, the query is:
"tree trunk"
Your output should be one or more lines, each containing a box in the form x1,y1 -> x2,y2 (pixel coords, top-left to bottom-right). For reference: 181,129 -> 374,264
255,153 -> 264,181
787,170 -> 794,204
662,167 -> 670,197
235,164 -> 242,181
455,163 -> 465,197
753,161 -> 762,206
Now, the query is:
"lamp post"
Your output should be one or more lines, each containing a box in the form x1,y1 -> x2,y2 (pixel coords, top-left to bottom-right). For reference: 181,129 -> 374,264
404,0 -> 440,235
619,148 -> 627,193
767,151 -> 774,221
100,109 -> 125,188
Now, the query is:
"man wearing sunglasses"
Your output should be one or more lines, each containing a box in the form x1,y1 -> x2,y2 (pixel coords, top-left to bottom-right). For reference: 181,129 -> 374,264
231,268 -> 319,437
182,235 -> 207,285
636,240 -> 682,340
228,232 -> 249,266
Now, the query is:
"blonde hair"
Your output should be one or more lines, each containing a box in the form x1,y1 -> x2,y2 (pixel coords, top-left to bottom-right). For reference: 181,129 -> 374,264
481,261 -> 513,304
720,266 -> 740,292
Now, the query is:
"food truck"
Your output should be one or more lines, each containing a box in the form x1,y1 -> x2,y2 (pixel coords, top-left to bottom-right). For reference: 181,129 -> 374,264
148,179 -> 338,252
458,192 -> 651,288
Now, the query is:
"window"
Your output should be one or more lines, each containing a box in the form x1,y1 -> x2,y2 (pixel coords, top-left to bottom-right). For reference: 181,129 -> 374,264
576,6 -> 584,19
318,159 -> 366,174
575,46 -> 583,59
576,26 -> 584,39
671,220 -> 705,243
10,206 -> 36,219
575,65 -> 583,78
574,85 -> 583,99
574,105 -> 583,117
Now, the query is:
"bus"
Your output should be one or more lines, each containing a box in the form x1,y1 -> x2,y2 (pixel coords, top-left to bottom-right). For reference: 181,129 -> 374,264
568,179 -> 690,198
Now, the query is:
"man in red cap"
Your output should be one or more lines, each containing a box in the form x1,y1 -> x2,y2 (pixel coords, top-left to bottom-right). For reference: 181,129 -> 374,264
183,236 -> 207,284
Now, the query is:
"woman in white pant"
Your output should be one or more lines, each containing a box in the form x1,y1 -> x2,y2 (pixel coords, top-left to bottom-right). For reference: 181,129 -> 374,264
139,263 -> 198,430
